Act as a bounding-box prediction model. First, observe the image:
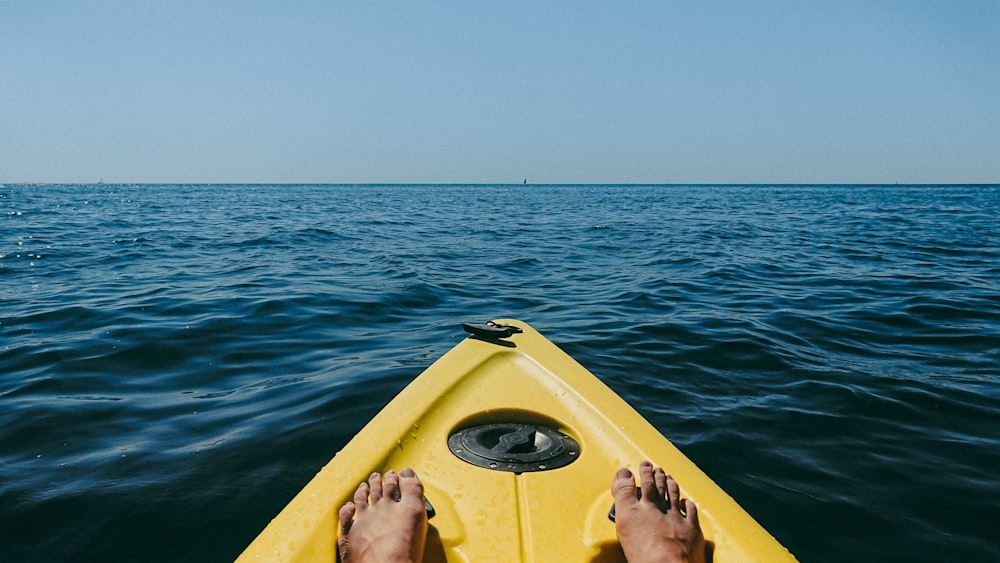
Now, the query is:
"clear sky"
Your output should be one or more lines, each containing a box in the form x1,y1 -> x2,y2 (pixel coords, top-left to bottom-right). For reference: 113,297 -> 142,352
3,1 -> 998,184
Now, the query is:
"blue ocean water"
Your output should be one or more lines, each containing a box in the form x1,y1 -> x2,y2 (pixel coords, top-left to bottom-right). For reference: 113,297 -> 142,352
1,184 -> 998,562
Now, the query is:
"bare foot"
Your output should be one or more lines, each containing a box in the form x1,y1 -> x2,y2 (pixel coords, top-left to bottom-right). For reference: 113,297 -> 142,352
338,468 -> 428,563
612,461 -> 706,563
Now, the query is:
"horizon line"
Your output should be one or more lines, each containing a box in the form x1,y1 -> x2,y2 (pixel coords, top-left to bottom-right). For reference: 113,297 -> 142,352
3,181 -> 998,187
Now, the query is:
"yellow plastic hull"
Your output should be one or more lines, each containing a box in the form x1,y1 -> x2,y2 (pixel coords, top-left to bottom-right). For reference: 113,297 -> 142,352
238,320 -> 796,562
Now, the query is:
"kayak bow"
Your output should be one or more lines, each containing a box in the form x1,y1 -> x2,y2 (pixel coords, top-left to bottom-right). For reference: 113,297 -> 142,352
237,320 -> 795,562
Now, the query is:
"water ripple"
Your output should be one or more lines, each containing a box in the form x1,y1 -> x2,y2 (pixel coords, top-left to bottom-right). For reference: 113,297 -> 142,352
2,184 -> 998,562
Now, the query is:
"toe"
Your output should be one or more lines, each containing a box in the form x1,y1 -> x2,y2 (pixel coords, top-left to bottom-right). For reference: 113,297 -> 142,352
353,481 -> 370,512
665,474 -> 681,511
638,461 -> 657,503
399,468 -> 424,499
653,466 -> 668,505
338,501 -> 356,538
383,470 -> 400,502
683,498 -> 699,525
611,467 -> 638,506
368,472 -> 383,502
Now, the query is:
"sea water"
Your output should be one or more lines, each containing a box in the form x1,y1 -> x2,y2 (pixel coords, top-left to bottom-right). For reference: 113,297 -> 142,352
2,184 -> 998,561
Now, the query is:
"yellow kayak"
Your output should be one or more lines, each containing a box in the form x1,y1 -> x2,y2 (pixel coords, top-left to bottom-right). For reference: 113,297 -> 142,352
237,320 -> 796,562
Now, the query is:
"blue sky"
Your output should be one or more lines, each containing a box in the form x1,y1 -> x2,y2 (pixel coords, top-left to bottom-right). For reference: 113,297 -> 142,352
3,1 -> 998,184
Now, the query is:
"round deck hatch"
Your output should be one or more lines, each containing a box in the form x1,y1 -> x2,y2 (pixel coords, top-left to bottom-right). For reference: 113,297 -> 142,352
447,423 -> 580,473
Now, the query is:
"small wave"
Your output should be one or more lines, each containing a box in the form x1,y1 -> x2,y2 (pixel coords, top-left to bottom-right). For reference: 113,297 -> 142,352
2,184 -> 998,562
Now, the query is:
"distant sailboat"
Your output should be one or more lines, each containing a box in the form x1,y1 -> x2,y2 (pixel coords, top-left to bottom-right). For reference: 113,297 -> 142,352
523,178 -> 527,184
